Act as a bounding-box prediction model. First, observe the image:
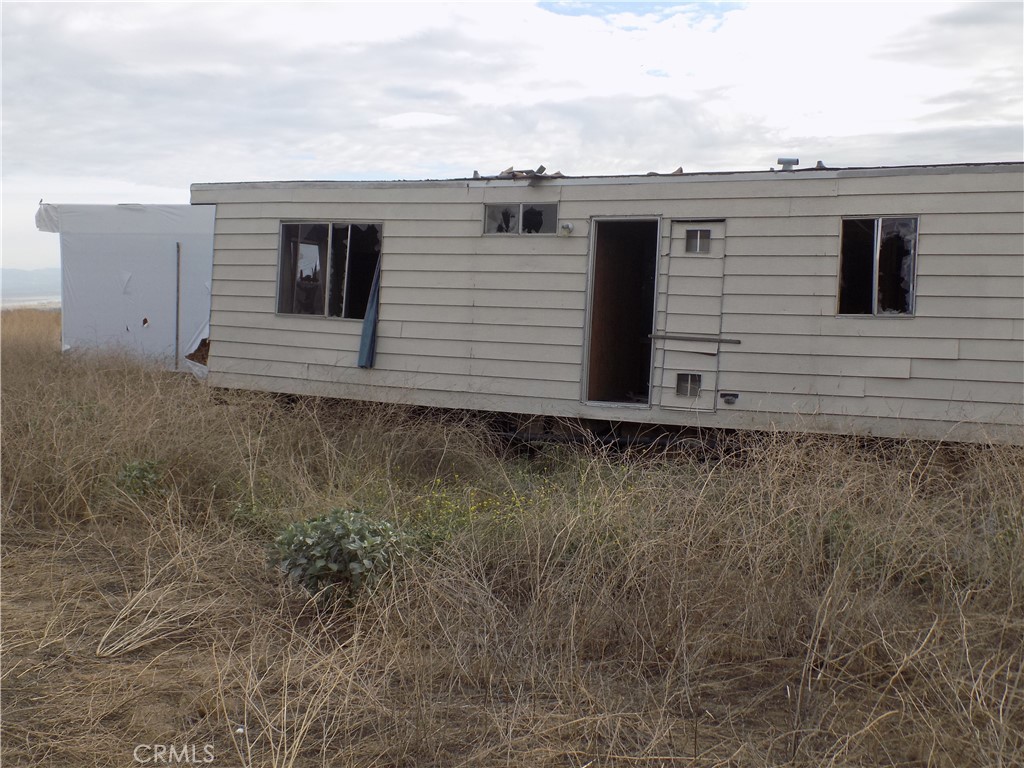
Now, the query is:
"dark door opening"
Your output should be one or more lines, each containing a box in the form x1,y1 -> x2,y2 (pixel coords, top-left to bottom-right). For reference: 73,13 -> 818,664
586,219 -> 659,403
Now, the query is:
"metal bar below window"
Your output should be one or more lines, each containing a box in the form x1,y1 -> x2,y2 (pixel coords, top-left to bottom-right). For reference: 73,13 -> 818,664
649,333 -> 740,344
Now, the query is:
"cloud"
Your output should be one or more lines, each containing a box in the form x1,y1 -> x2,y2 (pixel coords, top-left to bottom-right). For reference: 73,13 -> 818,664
1,1 -> 1020,269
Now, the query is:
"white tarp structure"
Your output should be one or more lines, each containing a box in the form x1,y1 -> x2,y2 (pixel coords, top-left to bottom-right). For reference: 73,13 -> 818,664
35,203 -> 215,376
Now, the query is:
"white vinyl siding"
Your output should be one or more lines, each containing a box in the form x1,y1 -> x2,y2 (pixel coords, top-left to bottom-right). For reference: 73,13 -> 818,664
192,163 -> 1023,444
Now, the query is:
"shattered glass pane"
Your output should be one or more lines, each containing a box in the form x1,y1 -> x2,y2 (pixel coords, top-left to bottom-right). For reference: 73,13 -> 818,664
522,204 -> 557,234
485,205 -> 519,234
877,217 -> 917,314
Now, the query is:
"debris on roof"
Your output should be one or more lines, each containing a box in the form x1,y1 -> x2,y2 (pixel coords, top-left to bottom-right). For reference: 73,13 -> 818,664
475,165 -> 565,181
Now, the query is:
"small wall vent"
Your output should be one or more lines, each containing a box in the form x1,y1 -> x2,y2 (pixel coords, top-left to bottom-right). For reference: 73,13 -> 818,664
675,373 -> 701,397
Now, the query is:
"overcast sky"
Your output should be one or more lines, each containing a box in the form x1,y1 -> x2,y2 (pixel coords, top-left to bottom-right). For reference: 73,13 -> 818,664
3,1 -> 1022,270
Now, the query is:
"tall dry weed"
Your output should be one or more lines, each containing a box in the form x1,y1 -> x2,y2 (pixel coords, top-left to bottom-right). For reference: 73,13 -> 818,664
2,307 -> 1021,767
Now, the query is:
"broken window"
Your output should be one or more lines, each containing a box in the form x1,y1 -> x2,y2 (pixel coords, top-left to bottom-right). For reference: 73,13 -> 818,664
278,222 -> 381,318
685,229 -> 711,253
484,203 -> 557,234
838,217 -> 917,315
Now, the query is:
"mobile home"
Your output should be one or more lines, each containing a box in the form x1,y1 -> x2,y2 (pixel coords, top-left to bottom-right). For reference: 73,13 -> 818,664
190,162 -> 1024,444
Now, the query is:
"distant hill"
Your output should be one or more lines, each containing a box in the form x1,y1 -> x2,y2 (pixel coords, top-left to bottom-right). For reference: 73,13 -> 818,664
1,268 -> 61,298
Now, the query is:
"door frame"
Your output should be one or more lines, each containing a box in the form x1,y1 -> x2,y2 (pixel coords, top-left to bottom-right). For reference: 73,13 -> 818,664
580,215 -> 662,407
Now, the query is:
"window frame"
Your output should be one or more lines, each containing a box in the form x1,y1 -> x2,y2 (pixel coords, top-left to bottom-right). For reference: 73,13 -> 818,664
276,220 -> 382,320
836,216 -> 919,317
684,228 -> 712,253
483,203 -> 559,235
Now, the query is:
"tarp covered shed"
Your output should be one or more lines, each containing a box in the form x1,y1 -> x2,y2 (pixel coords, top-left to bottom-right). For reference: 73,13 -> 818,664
35,203 -> 215,374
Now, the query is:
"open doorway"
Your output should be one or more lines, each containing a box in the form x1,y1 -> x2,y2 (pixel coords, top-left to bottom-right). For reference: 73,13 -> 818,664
585,219 -> 659,404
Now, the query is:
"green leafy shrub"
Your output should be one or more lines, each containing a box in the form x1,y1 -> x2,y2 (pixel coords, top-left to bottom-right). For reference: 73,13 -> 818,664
271,509 -> 404,601
115,459 -> 162,496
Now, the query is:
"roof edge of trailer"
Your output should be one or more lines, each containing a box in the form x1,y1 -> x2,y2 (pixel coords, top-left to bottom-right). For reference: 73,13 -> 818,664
190,160 -> 1023,193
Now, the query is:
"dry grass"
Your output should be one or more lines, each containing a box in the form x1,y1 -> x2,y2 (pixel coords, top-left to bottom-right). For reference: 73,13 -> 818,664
2,307 -> 1022,767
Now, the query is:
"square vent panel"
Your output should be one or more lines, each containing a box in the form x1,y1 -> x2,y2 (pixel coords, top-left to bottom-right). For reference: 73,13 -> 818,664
675,373 -> 701,397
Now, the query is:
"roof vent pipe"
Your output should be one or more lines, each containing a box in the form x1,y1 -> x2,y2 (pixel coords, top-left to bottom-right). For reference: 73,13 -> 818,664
777,157 -> 799,171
